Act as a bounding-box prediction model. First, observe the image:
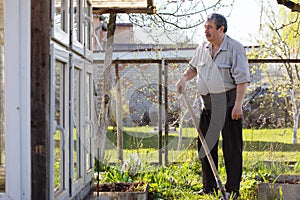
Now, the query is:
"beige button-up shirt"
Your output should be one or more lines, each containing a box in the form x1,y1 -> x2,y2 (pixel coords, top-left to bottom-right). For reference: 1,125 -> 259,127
189,35 -> 250,95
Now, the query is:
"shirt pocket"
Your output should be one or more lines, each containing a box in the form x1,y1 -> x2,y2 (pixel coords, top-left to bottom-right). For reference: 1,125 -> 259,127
198,62 -> 206,67
218,63 -> 231,69
218,63 -> 234,82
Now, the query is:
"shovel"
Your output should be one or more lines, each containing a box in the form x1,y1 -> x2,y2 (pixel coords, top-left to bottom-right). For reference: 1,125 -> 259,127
181,92 -> 228,200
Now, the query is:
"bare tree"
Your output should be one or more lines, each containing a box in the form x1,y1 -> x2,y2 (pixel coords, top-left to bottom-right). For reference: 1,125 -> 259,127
126,0 -> 236,44
98,14 -> 118,163
256,1 -> 299,143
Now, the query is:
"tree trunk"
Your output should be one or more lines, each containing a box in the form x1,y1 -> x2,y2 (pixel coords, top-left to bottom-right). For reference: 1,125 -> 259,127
292,110 -> 299,144
31,0 -> 51,199
291,89 -> 298,144
98,13 -> 117,163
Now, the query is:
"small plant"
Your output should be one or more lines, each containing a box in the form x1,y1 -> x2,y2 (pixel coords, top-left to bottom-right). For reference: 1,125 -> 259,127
121,153 -> 142,176
265,184 -> 281,200
240,172 -> 259,200
95,128 -> 300,199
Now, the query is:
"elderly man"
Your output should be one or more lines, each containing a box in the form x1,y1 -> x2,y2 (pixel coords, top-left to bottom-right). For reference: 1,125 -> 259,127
176,13 -> 250,199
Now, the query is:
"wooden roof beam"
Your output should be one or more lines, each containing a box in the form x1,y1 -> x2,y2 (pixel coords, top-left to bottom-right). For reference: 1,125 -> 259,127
91,0 -> 156,14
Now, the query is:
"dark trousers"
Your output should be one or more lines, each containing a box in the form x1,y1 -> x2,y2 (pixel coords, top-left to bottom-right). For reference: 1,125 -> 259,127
198,91 -> 243,193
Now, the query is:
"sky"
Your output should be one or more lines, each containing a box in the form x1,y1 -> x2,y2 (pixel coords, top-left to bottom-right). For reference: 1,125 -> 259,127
117,0 -> 272,46
190,0 -> 264,46
226,0 -> 263,46
160,0 -> 264,45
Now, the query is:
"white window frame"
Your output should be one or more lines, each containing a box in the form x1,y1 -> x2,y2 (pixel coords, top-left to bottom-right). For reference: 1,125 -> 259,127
70,53 -> 85,197
50,43 -> 70,200
71,0 -> 85,56
51,0 -> 70,47
83,61 -> 94,182
2,0 -> 31,199
84,0 -> 93,61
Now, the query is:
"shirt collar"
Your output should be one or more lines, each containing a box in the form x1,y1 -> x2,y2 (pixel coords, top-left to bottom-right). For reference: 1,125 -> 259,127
205,34 -> 228,51
220,34 -> 228,51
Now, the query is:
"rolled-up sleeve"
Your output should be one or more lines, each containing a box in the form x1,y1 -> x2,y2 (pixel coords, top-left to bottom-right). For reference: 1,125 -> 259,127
188,45 -> 201,72
231,47 -> 251,84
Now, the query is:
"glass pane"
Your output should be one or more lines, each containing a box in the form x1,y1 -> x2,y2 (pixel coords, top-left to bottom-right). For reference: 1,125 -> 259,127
55,0 -> 63,30
54,61 -> 65,192
54,0 -> 67,31
0,0 -> 5,192
73,0 -> 80,41
85,73 -> 91,170
73,68 -> 81,180
85,125 -> 91,170
85,73 -> 90,117
85,1 -> 92,50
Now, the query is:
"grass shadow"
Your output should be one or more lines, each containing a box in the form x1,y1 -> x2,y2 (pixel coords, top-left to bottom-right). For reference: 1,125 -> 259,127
105,128 -> 300,153
243,140 -> 300,152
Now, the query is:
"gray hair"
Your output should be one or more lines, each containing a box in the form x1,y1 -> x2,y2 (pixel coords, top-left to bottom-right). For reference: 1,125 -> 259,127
207,13 -> 227,33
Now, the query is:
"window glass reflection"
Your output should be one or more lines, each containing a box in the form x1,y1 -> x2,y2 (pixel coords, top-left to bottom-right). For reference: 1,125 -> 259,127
73,68 -> 81,180
85,73 -> 91,170
0,0 -> 6,192
54,61 -> 66,192
55,0 -> 67,31
73,0 -> 80,41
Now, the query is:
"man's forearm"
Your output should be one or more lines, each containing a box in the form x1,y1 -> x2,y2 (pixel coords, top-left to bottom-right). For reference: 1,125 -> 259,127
235,83 -> 248,107
182,68 -> 197,81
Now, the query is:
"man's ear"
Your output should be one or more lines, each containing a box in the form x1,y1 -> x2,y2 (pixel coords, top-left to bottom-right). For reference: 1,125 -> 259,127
219,26 -> 225,33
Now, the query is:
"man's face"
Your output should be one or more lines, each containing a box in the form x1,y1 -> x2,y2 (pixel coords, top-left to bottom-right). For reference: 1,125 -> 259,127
204,20 -> 223,42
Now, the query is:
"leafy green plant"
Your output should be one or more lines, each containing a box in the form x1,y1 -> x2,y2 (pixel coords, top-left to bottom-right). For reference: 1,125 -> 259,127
265,184 -> 281,200
95,128 -> 300,199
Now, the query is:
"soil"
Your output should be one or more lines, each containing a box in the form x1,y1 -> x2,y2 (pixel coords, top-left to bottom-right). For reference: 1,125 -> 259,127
94,182 -> 146,192
256,174 -> 300,184
276,175 -> 300,184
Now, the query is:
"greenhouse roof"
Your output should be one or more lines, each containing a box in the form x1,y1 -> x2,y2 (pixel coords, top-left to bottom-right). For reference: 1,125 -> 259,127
93,48 -> 196,63
92,0 -> 156,14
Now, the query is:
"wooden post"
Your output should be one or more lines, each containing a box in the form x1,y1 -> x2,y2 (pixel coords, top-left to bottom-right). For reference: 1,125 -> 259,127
158,62 -> 162,165
31,0 -> 51,199
164,60 -> 168,166
115,63 -> 123,162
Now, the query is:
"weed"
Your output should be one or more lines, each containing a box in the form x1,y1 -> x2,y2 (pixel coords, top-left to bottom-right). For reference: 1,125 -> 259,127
94,128 -> 300,199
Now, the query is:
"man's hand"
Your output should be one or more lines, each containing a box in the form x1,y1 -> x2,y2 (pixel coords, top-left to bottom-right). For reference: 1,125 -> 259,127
176,68 -> 197,94
232,104 -> 243,120
176,76 -> 186,94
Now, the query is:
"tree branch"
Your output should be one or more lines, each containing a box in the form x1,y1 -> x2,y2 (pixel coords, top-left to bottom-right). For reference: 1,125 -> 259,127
277,0 -> 300,12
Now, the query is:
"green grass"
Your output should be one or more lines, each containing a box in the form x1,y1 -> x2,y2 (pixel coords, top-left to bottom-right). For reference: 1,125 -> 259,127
96,126 -> 300,200
103,126 -> 300,163
243,129 -> 300,165
243,128 -> 298,145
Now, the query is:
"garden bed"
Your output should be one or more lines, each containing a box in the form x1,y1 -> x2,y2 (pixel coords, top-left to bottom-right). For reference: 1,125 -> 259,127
94,182 -> 149,200
257,175 -> 300,200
